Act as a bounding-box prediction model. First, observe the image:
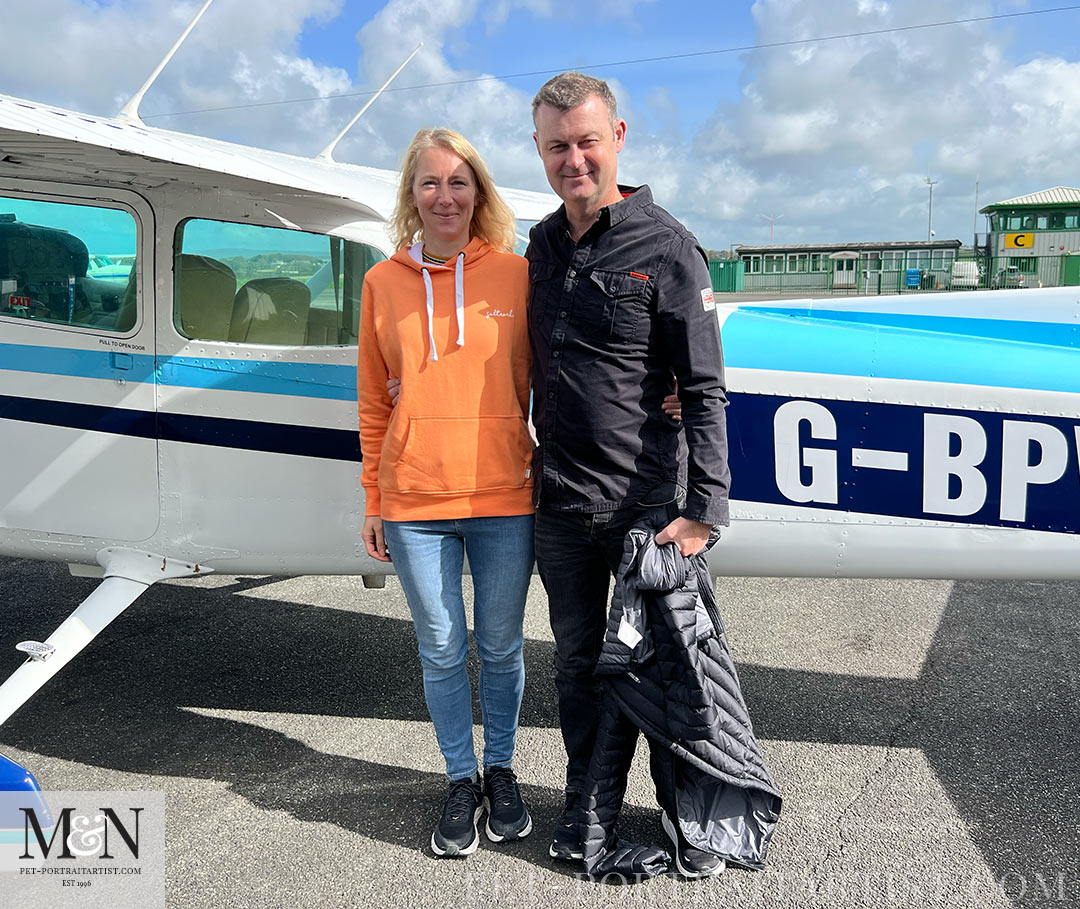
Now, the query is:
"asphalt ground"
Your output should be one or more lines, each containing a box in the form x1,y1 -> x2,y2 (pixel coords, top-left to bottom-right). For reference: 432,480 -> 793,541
0,556 -> 1077,909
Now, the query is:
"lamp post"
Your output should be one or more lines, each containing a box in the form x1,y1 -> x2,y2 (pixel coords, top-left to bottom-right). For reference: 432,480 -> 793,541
925,177 -> 938,243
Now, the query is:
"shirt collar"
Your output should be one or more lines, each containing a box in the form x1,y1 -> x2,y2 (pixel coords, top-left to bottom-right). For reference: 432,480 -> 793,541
550,184 -> 652,238
606,184 -> 651,227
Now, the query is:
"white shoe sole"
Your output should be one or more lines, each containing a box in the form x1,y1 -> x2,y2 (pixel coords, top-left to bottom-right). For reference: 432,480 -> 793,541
661,811 -> 724,878
548,842 -> 583,861
431,806 -> 482,857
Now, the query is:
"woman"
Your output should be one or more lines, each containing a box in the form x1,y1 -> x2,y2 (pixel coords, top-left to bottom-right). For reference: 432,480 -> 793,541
356,128 -> 534,858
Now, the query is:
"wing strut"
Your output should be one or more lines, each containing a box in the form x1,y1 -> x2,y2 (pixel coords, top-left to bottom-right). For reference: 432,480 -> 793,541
0,548 -> 209,727
116,0 -> 217,125
317,42 -> 423,162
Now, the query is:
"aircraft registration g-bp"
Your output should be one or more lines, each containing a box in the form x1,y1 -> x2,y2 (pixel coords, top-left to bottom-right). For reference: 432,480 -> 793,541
1,31 -> 1080,791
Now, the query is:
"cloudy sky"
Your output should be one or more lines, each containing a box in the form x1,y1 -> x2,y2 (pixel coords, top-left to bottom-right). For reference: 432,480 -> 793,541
1,0 -> 1077,249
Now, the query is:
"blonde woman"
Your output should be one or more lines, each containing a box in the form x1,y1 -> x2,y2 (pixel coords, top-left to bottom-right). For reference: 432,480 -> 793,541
357,128 -> 533,857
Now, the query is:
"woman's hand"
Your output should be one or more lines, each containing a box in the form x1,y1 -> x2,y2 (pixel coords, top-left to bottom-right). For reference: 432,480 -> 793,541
661,393 -> 682,421
362,515 -> 391,562
661,376 -> 682,421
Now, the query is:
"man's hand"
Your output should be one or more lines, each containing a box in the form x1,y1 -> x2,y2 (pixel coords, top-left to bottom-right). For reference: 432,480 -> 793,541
362,515 -> 392,562
655,516 -> 711,557
386,377 -> 401,406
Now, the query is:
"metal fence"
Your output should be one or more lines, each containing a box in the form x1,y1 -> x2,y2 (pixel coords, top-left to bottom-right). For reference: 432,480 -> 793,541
738,254 -> 1079,295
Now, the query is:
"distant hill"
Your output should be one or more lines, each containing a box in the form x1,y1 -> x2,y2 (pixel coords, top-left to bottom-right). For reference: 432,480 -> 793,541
188,247 -> 324,259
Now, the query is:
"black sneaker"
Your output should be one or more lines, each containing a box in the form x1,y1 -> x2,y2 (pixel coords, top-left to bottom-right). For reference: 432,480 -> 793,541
431,775 -> 483,857
548,791 -> 584,861
661,811 -> 724,878
482,767 -> 532,842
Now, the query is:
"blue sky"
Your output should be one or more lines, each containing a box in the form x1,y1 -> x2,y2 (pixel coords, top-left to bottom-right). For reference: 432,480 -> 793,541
296,0 -> 755,136
1,0 -> 1078,250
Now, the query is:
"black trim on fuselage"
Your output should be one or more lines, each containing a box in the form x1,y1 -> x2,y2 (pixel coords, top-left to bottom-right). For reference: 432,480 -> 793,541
0,394 -> 362,462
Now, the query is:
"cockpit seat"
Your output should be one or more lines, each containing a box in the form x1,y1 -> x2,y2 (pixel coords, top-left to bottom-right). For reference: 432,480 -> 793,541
175,254 -> 237,341
229,277 -> 311,346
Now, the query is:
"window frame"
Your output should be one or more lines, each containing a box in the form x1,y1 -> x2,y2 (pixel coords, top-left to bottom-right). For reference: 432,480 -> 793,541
763,254 -> 785,274
172,215 -> 386,348
0,182 -> 146,338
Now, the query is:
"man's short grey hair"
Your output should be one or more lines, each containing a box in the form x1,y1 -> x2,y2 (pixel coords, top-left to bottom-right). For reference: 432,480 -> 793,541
532,72 -> 618,131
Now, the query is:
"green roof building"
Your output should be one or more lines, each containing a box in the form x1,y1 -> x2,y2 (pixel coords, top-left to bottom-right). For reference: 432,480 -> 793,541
979,186 -> 1080,286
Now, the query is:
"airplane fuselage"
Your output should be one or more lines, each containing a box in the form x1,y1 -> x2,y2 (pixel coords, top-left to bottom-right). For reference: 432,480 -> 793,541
2,93 -> 1080,584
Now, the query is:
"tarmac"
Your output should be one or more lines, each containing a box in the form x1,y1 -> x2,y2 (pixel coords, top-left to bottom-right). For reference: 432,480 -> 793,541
0,556 -> 1077,908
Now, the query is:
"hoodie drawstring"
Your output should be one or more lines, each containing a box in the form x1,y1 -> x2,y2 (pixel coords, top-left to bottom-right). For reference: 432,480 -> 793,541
413,244 -> 466,362
421,266 -> 437,362
453,252 -> 465,350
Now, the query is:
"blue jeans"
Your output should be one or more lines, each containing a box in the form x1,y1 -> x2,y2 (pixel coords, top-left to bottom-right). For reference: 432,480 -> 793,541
382,515 -> 534,780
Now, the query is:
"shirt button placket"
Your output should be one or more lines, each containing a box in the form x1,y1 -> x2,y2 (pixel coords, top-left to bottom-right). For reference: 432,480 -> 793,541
545,241 -> 593,507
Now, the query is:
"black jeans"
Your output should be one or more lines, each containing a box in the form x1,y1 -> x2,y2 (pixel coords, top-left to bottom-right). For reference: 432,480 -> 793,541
534,498 -> 680,793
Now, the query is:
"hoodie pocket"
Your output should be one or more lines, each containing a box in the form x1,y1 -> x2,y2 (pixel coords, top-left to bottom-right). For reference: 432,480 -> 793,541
384,415 -> 533,494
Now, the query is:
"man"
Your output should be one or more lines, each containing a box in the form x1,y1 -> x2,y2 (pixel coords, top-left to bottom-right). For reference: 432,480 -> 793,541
527,72 -> 730,873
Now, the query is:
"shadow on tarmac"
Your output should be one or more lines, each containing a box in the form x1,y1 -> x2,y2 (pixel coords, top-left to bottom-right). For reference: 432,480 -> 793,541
0,559 -> 1077,904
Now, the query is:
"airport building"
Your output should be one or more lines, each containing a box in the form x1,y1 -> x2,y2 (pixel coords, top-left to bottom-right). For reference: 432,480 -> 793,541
977,186 -> 1080,288
734,239 -> 963,293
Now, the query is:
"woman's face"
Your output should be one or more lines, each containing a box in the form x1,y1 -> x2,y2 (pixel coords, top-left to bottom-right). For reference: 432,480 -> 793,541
412,146 -> 477,256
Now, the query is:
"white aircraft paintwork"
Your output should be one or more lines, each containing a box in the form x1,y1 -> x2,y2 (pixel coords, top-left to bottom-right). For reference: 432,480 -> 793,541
0,87 -> 562,734
1,75 -> 1080,760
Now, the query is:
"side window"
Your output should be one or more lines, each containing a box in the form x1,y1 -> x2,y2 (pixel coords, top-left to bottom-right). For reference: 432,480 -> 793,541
174,218 -> 385,346
0,196 -> 138,332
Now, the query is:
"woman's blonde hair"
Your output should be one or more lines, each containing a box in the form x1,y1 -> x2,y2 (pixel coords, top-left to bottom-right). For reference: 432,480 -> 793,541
389,128 -> 518,253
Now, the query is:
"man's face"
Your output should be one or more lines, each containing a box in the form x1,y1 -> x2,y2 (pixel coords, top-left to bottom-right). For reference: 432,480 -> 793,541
533,94 -> 626,210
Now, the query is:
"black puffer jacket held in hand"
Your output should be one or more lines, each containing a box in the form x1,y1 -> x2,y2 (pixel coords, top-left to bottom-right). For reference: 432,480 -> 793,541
581,522 -> 782,877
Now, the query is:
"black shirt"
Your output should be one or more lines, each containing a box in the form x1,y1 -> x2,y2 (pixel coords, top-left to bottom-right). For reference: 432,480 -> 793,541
526,185 -> 730,525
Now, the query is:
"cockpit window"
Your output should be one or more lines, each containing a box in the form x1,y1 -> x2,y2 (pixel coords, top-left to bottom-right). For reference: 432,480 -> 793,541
0,197 -> 138,332
174,218 -> 386,347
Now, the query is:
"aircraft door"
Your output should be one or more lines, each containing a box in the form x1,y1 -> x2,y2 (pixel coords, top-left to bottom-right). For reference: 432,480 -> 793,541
156,214 -> 386,574
0,184 -> 158,544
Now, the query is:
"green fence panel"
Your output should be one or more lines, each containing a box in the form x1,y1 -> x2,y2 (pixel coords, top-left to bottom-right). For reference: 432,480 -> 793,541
709,259 -> 745,293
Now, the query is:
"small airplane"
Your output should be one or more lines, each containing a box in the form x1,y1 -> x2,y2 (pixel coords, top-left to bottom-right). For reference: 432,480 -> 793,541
1,0 -> 1079,795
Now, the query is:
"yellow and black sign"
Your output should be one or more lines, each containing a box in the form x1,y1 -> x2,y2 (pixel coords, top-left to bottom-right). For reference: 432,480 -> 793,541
1005,233 -> 1034,249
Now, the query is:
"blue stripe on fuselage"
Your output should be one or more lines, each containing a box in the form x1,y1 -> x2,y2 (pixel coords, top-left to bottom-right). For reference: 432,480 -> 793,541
723,309 -> 1080,394
0,342 -> 355,400
5,309 -> 1080,399
157,357 -> 355,400
738,306 -> 1080,346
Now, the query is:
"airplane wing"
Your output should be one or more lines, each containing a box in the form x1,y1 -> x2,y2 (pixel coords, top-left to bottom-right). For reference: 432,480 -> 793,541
0,93 -> 558,226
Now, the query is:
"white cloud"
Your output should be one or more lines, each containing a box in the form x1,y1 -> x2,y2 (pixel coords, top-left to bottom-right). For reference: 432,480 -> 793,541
642,0 -> 1080,245
0,0 -> 350,155
1,0 -> 1077,248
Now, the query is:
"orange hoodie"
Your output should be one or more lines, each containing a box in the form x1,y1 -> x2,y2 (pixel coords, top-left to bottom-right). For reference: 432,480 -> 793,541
357,237 -> 533,521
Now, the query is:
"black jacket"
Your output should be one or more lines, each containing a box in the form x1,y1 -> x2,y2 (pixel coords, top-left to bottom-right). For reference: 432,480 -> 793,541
526,185 -> 730,525
582,521 -> 782,875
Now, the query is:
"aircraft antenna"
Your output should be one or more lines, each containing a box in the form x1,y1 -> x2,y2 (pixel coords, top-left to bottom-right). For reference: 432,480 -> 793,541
116,0 -> 217,125
317,43 -> 424,163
